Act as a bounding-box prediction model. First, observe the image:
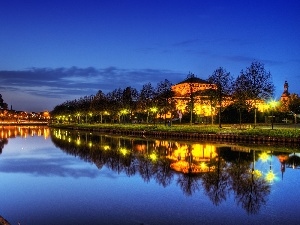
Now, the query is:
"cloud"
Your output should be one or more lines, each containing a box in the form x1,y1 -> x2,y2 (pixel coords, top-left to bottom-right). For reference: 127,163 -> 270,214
172,39 -> 200,47
0,66 -> 183,111
0,142 -> 120,178
0,157 -> 98,178
207,54 -> 284,67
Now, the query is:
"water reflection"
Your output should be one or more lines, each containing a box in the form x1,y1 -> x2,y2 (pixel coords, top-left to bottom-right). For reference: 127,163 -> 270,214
0,125 -> 49,139
49,128 -> 300,215
1,126 -> 300,216
0,126 -> 49,153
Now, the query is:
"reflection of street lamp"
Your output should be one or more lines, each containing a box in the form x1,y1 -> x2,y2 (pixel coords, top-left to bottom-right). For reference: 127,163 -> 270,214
269,100 -> 277,130
76,113 -> 81,124
266,155 -> 276,182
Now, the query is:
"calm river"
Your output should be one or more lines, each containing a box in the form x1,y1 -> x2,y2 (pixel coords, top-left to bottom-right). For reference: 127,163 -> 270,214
0,126 -> 300,225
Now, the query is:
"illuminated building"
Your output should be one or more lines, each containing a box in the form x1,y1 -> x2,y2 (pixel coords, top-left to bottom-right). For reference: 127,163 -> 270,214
172,74 -> 217,118
172,74 -> 272,121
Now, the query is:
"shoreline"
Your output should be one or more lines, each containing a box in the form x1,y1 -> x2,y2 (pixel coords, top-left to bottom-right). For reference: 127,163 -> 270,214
49,123 -> 300,144
0,122 -> 48,126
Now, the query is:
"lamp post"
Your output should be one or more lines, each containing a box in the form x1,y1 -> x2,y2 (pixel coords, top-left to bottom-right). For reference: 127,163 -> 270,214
150,107 -> 157,124
270,100 -> 277,130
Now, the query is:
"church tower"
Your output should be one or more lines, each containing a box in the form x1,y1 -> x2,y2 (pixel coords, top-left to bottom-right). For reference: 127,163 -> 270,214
280,81 -> 290,102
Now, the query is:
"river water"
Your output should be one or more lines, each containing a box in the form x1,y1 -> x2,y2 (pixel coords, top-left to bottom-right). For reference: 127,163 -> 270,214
0,126 -> 300,225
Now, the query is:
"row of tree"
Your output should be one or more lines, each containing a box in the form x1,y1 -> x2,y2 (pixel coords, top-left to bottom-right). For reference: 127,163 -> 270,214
51,61 -> 298,126
52,78 -> 175,124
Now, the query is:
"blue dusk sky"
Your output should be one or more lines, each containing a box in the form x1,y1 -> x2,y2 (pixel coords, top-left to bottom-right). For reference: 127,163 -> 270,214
0,0 -> 299,112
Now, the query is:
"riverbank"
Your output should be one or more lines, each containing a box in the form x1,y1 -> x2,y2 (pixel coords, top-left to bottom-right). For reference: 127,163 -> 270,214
49,123 -> 300,144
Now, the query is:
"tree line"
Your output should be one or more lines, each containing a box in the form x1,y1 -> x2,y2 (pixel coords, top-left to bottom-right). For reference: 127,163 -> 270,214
51,61 -> 300,126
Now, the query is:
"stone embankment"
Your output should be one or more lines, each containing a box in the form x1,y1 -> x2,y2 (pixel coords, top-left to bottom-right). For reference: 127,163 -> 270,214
61,126 -> 300,144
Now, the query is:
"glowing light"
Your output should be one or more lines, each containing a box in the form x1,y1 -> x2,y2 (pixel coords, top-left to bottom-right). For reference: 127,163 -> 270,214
253,169 -> 263,178
103,145 -> 110,151
259,152 -> 270,162
149,153 -> 157,161
265,170 -> 276,182
200,162 -> 208,170
120,109 -> 129,115
150,107 -> 158,113
120,148 -> 128,155
269,100 -> 278,108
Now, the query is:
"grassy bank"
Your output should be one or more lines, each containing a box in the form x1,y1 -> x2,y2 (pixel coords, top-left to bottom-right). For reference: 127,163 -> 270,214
50,123 -> 300,139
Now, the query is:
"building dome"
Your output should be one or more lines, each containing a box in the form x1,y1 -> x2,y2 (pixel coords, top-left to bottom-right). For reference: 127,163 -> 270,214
172,73 -> 214,97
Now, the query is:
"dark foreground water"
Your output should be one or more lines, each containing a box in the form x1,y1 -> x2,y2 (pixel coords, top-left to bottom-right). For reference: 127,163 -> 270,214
0,126 -> 300,225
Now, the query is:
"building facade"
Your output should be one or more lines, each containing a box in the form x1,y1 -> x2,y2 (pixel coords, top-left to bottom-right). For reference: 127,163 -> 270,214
171,74 -> 270,122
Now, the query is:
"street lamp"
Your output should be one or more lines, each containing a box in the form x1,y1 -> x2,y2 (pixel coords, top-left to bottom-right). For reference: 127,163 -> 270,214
269,100 -> 277,130
150,107 -> 158,124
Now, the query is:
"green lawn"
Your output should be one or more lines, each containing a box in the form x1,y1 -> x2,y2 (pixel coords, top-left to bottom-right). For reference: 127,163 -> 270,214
50,122 -> 300,138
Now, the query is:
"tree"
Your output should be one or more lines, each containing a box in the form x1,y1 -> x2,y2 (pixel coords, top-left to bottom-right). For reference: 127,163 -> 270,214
122,86 -> 139,123
232,74 -> 254,128
138,83 -> 156,123
155,79 -> 176,125
288,93 -> 300,123
0,94 -> 8,109
239,61 -> 275,127
289,94 -> 300,114
91,90 -> 108,123
106,88 -> 123,123
208,67 -> 233,128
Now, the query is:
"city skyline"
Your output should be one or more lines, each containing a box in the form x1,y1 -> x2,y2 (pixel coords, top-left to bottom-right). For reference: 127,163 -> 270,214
0,0 -> 299,112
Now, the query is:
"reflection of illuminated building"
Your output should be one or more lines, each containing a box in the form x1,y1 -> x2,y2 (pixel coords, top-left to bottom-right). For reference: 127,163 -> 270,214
52,129 -> 219,175
0,126 -> 49,139
167,143 -> 218,174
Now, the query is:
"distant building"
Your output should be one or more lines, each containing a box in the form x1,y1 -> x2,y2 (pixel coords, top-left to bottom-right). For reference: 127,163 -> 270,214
279,81 -> 296,113
280,81 -> 290,102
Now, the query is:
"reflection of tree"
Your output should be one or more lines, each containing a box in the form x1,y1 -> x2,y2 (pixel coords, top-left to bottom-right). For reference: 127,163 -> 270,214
222,147 -> 253,197
0,138 -> 8,154
202,148 -> 230,206
177,173 -> 201,196
234,169 -> 270,214
138,156 -> 155,183
50,129 -> 278,214
154,159 -> 174,187
286,153 -> 300,169
226,151 -> 252,196
230,150 -> 270,214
